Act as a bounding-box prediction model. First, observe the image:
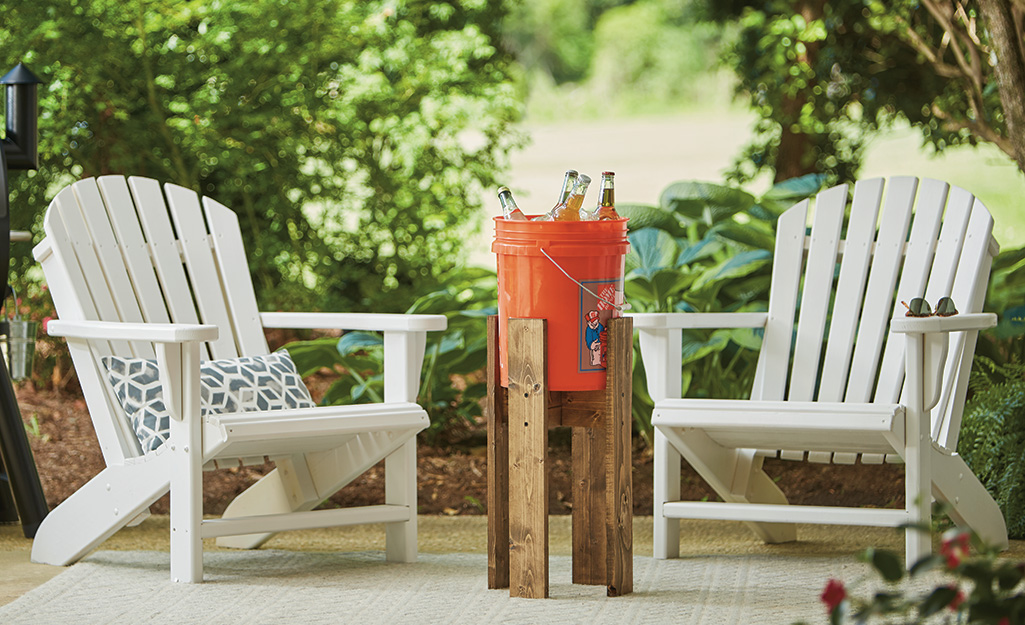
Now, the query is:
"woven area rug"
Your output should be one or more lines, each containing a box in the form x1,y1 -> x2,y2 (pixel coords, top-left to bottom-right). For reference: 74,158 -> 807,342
0,550 -> 873,624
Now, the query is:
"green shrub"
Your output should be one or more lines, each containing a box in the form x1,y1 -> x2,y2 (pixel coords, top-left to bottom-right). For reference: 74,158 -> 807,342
1,0 -> 522,314
958,356 -> 1025,540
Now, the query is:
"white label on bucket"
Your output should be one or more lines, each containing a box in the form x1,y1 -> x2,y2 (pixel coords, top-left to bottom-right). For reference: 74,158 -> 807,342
578,278 -> 623,373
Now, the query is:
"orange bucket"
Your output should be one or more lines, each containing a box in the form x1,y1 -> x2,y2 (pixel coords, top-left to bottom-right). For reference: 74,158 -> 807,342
493,216 -> 630,391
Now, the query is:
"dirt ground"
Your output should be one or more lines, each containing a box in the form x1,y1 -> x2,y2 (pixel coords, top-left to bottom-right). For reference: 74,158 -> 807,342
13,383 -> 905,518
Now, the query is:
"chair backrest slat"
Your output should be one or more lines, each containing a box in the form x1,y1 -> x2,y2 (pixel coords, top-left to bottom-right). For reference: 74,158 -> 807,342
163,183 -> 239,359
752,200 -> 809,401
57,182 -> 135,357
788,184 -> 847,401
843,177 -> 917,403
72,180 -> 150,337
127,177 -> 211,361
873,178 -> 948,404
936,203 -> 996,447
817,178 -> 884,401
203,197 -> 268,356
96,177 -> 170,328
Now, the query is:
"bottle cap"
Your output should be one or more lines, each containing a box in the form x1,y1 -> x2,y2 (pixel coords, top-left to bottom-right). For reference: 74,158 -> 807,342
602,171 -> 614,176
497,186 -> 510,194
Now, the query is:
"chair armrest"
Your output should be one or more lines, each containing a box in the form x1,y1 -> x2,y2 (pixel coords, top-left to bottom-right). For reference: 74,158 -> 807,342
890,313 -> 996,335
627,312 -> 768,330
47,320 -> 219,343
259,312 -> 447,332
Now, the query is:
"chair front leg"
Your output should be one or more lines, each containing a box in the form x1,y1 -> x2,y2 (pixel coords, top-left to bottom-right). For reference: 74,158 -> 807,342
382,330 -> 427,562
159,341 -> 205,583
385,438 -> 417,562
653,430 -> 681,559
640,327 -> 683,559
904,332 -> 932,567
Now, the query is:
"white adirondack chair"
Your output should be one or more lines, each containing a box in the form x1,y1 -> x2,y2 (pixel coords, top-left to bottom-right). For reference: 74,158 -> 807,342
634,177 -> 1009,565
30,175 -> 446,582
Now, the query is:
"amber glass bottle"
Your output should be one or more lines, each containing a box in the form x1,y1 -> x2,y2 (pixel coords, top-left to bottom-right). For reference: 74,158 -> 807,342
590,171 -> 620,220
551,174 -> 591,221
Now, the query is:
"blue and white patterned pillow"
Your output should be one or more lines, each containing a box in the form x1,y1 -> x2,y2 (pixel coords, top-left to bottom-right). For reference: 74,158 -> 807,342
101,351 -> 316,454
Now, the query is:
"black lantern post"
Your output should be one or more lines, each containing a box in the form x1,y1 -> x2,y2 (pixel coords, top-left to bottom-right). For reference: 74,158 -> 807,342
0,61 -> 48,537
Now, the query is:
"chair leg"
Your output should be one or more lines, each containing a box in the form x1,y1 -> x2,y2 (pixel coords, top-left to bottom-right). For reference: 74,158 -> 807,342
31,457 -> 170,566
660,427 -> 796,544
739,461 -> 797,544
169,418 -> 204,583
932,446 -> 1008,550
166,343 -> 205,583
385,438 -> 417,562
904,335 -> 932,568
217,428 -> 421,550
215,455 -> 319,549
653,431 -> 680,559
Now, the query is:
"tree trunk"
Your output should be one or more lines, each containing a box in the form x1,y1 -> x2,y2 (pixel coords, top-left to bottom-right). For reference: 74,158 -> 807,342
979,0 -> 1025,175
774,0 -> 826,183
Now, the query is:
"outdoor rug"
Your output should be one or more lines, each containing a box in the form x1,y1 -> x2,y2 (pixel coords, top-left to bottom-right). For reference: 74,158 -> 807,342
0,550 -> 878,624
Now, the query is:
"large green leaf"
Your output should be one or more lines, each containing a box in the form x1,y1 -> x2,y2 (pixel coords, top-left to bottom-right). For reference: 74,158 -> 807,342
725,327 -> 763,351
676,236 -> 722,266
624,268 -> 696,311
711,221 -> 776,251
721,274 -> 773,304
681,331 -> 729,365
659,181 -> 755,224
755,175 -> 826,217
691,250 -> 772,291
617,203 -> 687,236
760,173 -> 827,204
626,228 -> 679,278
337,331 -> 384,356
283,338 -> 344,377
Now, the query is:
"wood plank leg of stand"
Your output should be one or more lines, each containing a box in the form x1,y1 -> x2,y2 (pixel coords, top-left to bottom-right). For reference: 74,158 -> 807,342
508,318 -> 548,599
571,424 -> 607,585
486,316 -> 510,589
605,317 -> 633,597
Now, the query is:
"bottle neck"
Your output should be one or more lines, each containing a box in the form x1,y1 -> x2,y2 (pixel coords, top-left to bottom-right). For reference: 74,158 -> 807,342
556,173 -> 578,205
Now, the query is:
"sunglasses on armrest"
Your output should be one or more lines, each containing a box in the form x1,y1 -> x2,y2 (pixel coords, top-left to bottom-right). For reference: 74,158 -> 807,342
901,296 -> 958,317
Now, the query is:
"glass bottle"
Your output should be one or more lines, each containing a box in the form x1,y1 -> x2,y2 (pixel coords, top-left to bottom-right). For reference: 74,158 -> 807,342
555,169 -> 579,205
537,170 -> 579,221
551,173 -> 591,221
590,171 -> 620,220
497,186 -> 527,221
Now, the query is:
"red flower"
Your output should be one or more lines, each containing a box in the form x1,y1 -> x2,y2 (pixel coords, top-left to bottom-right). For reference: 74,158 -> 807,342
940,530 -> 971,569
948,586 -> 965,611
821,578 -> 846,613
999,618 -> 1010,625
41,317 -> 52,333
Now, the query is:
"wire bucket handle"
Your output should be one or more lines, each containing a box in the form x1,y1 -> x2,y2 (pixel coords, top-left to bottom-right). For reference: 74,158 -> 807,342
539,247 -> 631,312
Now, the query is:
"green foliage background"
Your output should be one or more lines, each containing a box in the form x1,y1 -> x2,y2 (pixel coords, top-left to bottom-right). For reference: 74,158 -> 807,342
958,356 -> 1025,539
0,0 -> 523,313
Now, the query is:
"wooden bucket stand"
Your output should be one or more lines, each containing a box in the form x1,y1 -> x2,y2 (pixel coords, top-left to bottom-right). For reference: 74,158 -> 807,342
486,315 -> 633,599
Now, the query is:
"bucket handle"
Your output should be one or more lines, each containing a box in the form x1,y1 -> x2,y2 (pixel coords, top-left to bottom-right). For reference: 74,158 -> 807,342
539,247 -> 631,312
